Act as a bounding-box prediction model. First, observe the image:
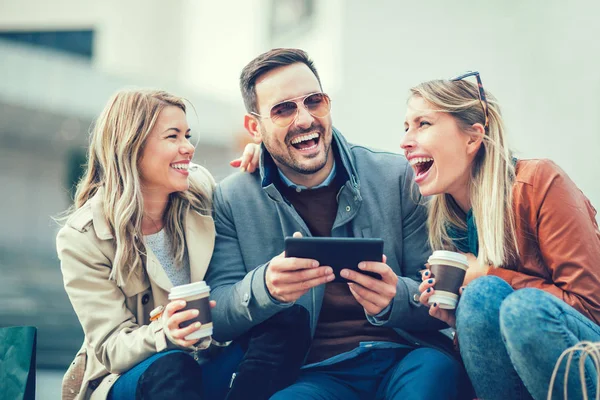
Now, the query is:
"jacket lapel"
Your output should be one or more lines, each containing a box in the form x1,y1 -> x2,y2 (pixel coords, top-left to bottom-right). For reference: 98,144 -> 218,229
186,210 -> 216,283
90,188 -> 154,295
145,246 -> 173,292
91,190 -> 215,290
90,188 -> 114,241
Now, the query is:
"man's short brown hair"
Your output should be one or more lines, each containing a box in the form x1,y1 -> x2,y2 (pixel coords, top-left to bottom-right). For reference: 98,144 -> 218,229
240,48 -> 322,113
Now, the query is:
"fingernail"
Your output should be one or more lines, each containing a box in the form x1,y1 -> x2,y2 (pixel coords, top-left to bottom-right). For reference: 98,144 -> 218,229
180,301 -> 186,307
341,270 -> 349,278
326,267 -> 333,274
312,261 -> 319,267
193,309 -> 199,316
428,279 -> 433,284
327,274 -> 335,281
195,322 -> 201,328
424,271 -> 430,277
358,262 -> 365,269
240,167 -> 246,172
426,288 -> 431,293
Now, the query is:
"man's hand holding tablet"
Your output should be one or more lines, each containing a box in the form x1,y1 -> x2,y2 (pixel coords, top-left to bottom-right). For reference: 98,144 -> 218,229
283,233 -> 398,316
265,232 -> 335,303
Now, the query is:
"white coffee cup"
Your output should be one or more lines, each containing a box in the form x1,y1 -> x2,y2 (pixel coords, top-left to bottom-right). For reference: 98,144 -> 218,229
168,281 -> 212,341
427,251 -> 469,310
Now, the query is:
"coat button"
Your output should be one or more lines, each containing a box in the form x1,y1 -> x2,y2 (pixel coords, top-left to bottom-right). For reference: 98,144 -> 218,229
142,294 -> 150,305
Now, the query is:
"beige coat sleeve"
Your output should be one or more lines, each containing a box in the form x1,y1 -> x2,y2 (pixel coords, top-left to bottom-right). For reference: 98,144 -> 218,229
57,226 -> 168,374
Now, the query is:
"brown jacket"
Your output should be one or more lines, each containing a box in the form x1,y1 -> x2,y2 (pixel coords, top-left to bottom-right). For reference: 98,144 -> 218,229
488,159 -> 600,324
56,166 -> 216,399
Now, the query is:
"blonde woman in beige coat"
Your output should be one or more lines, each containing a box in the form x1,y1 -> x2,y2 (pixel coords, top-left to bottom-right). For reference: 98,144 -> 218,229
57,89 -> 258,400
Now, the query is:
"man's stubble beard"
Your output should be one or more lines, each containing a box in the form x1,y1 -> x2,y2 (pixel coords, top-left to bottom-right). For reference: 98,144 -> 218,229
262,123 -> 332,176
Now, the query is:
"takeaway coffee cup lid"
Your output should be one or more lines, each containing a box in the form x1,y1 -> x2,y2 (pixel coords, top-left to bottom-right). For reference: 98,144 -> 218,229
169,281 -> 210,300
428,250 -> 469,268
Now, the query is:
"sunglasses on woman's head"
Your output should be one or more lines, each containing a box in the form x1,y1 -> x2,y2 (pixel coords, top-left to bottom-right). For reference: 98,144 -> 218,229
451,71 -> 489,128
251,92 -> 331,128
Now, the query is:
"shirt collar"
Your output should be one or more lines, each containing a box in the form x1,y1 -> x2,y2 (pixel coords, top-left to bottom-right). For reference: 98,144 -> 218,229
278,159 -> 337,192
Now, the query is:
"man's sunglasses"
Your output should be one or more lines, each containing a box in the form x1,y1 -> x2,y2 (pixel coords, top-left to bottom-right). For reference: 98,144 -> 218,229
451,71 -> 489,128
251,92 -> 331,128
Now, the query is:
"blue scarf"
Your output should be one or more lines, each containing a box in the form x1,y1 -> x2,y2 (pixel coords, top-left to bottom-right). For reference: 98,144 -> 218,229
447,209 -> 479,256
446,157 -> 518,256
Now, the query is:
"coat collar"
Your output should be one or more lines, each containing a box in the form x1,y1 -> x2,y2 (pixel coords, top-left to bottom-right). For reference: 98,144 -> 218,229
145,210 -> 215,292
90,187 -> 114,240
90,187 -> 215,291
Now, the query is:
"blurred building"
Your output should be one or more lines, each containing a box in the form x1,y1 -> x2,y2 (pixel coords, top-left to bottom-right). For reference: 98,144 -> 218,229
0,0 -> 264,369
1,0 -> 599,371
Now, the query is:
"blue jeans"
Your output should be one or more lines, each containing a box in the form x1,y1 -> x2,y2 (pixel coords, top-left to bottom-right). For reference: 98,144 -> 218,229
270,346 -> 466,400
108,343 -> 243,400
456,276 -> 600,400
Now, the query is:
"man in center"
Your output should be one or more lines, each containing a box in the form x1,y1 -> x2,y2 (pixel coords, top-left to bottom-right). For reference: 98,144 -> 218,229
206,48 -> 465,399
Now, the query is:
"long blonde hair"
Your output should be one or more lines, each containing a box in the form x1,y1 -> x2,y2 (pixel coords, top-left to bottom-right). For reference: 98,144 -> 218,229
69,89 -> 212,285
410,79 -> 518,268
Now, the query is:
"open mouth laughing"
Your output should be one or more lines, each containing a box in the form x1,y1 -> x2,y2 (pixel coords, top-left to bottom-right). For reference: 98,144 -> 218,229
170,161 -> 190,175
409,156 -> 434,183
290,132 -> 320,152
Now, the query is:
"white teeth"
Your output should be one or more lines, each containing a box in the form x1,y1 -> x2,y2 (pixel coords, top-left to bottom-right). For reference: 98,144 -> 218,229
171,163 -> 189,170
409,157 -> 434,166
291,133 -> 319,145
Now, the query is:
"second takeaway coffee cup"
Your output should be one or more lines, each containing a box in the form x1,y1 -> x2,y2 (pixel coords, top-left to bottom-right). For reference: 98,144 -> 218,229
427,250 -> 469,310
168,281 -> 212,341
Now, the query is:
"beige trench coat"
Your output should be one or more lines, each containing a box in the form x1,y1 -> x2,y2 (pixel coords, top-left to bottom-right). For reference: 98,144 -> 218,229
56,167 -> 215,399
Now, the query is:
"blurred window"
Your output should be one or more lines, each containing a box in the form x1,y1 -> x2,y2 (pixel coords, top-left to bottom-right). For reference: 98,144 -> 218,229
0,30 -> 94,58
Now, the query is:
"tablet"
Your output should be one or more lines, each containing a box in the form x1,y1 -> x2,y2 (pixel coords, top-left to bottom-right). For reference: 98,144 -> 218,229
284,237 -> 384,283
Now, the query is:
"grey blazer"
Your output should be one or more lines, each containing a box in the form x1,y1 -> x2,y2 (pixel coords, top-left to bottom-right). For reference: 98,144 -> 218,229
205,128 -> 450,358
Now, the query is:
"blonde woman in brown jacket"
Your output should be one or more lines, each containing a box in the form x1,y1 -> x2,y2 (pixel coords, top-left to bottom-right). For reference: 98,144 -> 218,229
404,73 -> 600,400
57,89 -> 257,399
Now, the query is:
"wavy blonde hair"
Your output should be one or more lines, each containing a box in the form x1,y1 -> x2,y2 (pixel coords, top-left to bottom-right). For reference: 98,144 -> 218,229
410,79 -> 518,268
68,89 -> 212,285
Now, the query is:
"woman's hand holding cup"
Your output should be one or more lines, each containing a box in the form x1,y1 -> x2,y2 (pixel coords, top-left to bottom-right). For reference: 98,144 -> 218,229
419,270 -> 458,328
418,250 -> 470,328
162,299 -> 216,348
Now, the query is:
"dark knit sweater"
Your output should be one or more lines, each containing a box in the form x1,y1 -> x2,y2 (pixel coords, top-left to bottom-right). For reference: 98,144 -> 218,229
280,177 -> 402,364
